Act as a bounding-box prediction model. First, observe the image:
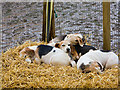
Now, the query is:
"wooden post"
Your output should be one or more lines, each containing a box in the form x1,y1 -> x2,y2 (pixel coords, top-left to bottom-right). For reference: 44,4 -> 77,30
50,2 -> 55,40
42,1 -> 55,42
42,2 -> 46,41
103,2 -> 111,50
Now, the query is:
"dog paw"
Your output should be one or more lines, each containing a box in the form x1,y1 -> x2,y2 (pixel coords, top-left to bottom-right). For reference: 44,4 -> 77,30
25,58 -> 32,63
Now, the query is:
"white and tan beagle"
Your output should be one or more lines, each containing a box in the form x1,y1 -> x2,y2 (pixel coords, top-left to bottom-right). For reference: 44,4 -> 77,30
20,45 -> 76,67
77,50 -> 119,73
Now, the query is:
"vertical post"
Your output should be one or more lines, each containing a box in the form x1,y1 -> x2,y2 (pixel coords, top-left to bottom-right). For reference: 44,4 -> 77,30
118,2 -> 120,52
50,2 -> 55,40
0,3 -> 2,89
42,2 -> 46,41
42,1 -> 55,42
103,2 -> 110,50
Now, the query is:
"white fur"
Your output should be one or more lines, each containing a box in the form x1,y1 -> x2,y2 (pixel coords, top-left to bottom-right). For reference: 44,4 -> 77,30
28,46 -> 38,51
59,41 -> 71,53
47,42 -> 56,46
25,58 -> 32,63
20,45 -> 76,67
77,50 -> 119,70
64,34 -> 83,40
38,47 -> 76,67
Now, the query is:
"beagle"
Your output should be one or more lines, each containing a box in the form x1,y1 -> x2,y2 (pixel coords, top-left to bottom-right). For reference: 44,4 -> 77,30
20,45 -> 76,67
77,50 -> 119,73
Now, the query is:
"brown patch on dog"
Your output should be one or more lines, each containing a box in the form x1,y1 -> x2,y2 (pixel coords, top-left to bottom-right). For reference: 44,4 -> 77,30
20,47 -> 35,58
77,37 -> 84,47
70,45 -> 79,61
55,43 -> 60,48
20,47 -> 35,62
34,47 -> 41,64
83,61 -> 102,73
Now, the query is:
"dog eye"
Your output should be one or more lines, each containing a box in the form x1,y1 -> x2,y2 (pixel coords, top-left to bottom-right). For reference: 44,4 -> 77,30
80,39 -> 83,43
75,40 -> 78,42
24,55 -> 27,58
68,44 -> 70,46
89,62 -> 91,64
62,45 -> 65,47
71,53 -> 74,55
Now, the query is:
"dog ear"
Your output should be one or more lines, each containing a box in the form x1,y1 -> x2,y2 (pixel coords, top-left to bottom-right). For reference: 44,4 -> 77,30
55,43 -> 60,48
77,38 -> 84,47
70,45 -> 79,60
25,47 -> 34,53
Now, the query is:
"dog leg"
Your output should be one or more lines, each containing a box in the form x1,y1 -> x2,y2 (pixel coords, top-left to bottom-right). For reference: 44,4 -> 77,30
34,57 -> 42,64
70,60 -> 77,67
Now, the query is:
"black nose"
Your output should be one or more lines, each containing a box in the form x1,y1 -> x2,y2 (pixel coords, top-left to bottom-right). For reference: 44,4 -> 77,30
67,48 -> 70,52
82,71 -> 84,73
85,71 -> 91,73
82,70 -> 91,73
80,63 -> 85,70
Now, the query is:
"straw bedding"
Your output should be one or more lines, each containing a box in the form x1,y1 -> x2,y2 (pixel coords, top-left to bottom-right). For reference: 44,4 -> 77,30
1,41 -> 119,88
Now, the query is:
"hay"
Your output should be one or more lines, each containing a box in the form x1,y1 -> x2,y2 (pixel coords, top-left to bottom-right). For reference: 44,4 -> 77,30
1,41 -> 119,88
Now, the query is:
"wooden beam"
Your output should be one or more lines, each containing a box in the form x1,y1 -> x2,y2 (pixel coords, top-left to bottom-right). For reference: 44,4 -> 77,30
103,2 -> 111,50
42,1 -> 55,42
42,2 -> 46,41
50,2 -> 55,40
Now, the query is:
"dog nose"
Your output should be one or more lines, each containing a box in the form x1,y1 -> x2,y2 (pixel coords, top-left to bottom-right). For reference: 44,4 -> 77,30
80,63 -> 85,70
67,48 -> 70,52
85,71 -> 91,73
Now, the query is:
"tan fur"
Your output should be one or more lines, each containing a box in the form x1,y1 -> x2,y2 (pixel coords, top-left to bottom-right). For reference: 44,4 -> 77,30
34,47 -> 41,64
20,47 -> 35,62
83,62 -> 101,73
64,34 -> 84,46
70,45 -> 79,60
77,37 -> 84,47
20,47 -> 35,57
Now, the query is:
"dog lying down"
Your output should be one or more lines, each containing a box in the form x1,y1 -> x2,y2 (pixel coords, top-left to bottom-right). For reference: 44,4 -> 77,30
20,45 -> 76,67
77,50 -> 119,73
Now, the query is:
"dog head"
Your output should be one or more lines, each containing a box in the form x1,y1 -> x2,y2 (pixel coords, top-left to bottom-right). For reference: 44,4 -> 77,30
55,40 -> 71,53
64,34 -> 85,47
80,61 -> 103,73
20,47 -> 35,63
20,47 -> 35,58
